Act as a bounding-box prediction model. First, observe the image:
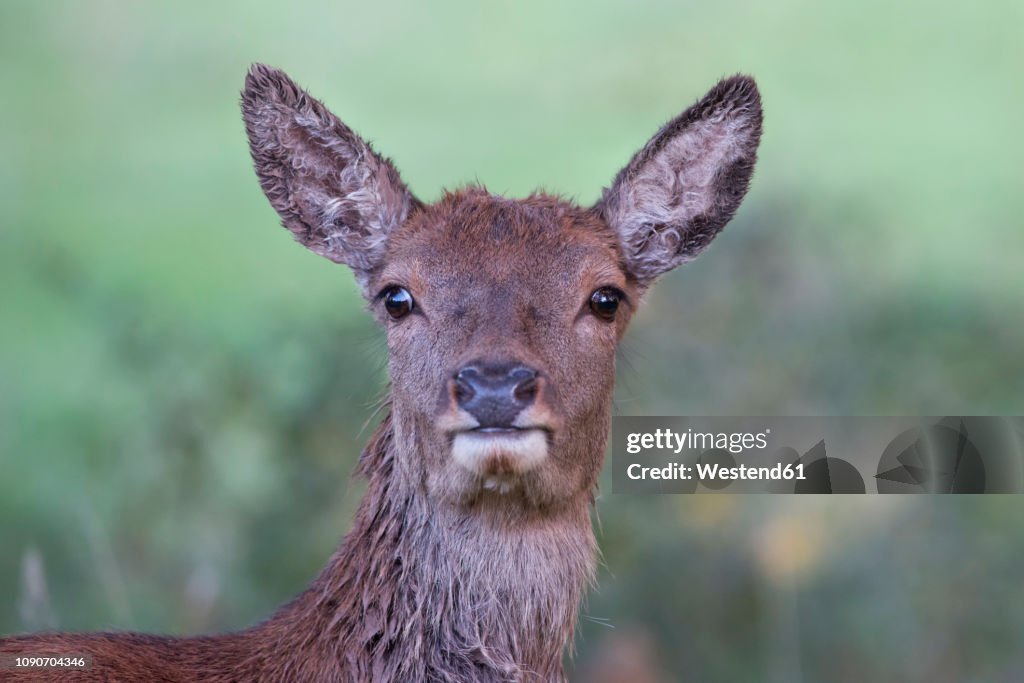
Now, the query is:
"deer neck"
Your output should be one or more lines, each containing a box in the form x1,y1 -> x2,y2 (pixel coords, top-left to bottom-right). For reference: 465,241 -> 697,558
267,412 -> 598,682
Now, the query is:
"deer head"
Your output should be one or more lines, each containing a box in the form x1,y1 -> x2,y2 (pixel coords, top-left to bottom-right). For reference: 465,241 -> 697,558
241,64 -> 761,512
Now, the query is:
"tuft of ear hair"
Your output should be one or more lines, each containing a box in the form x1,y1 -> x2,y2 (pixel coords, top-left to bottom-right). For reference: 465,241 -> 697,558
241,64 -> 418,289
597,75 -> 763,285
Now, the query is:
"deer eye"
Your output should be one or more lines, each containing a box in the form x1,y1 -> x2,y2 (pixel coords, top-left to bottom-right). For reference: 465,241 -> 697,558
589,287 -> 621,321
382,286 -> 414,319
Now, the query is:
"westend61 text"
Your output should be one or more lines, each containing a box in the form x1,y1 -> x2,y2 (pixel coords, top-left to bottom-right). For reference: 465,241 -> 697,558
627,461 -> 806,481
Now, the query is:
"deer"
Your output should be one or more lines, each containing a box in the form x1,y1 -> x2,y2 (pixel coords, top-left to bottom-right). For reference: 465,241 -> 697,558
0,64 -> 762,682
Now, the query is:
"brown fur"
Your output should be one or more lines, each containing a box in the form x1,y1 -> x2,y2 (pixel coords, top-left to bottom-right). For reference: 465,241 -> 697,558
0,65 -> 762,682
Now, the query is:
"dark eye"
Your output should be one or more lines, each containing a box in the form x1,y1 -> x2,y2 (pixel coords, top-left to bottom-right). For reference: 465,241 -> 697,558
589,287 -> 621,321
382,286 -> 414,319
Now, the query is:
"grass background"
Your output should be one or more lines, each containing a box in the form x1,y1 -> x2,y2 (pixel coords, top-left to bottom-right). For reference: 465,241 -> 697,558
1,1 -> 1022,680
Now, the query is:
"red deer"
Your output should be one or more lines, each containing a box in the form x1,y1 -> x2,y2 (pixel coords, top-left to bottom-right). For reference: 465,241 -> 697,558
0,64 -> 762,682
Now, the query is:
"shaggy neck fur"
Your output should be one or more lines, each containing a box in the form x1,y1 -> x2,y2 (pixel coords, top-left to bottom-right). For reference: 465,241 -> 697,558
0,412 -> 599,683
245,412 -> 597,682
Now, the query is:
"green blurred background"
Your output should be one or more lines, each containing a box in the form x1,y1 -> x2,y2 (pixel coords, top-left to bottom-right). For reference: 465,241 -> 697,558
1,1 -> 1022,680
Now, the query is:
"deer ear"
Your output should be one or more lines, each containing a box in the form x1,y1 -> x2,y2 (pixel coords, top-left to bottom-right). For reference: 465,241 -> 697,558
596,75 -> 762,284
241,64 -> 417,288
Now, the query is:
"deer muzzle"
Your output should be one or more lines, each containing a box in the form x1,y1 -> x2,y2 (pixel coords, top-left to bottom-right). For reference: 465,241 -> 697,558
445,360 -> 552,482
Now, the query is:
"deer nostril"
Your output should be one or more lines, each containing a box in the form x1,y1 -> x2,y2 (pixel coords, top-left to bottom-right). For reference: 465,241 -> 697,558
509,367 -> 536,382
511,369 -> 538,405
454,369 -> 477,404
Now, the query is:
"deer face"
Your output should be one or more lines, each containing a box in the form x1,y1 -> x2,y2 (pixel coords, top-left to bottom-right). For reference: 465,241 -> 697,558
242,65 -> 761,508
371,191 -> 634,506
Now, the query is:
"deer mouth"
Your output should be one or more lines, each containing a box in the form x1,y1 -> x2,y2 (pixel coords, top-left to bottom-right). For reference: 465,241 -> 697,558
467,426 -> 530,435
450,427 -> 550,482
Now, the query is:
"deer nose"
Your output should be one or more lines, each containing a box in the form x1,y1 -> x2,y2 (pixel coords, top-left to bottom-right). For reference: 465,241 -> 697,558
453,363 -> 539,428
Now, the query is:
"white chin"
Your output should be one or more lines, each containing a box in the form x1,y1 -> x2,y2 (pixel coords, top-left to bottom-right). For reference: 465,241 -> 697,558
451,429 -> 548,479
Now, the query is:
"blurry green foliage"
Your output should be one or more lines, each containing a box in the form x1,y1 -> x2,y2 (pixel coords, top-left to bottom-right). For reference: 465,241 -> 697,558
1,1 -> 1022,680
